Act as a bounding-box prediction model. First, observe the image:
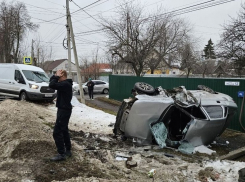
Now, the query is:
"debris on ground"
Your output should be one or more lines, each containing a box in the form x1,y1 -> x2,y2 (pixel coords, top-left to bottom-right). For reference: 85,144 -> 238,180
0,98 -> 244,182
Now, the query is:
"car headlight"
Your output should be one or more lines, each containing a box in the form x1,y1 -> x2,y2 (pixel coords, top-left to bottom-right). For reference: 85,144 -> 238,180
29,84 -> 39,89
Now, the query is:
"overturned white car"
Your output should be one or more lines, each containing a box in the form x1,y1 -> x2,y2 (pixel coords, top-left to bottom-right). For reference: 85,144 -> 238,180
113,82 -> 237,148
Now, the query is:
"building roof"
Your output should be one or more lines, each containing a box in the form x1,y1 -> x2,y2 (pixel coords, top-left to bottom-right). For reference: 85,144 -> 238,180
47,59 -> 67,71
42,60 -> 54,71
81,63 -> 112,73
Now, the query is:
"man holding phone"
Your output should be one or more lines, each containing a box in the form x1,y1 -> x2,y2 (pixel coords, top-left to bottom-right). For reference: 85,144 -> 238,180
49,69 -> 73,161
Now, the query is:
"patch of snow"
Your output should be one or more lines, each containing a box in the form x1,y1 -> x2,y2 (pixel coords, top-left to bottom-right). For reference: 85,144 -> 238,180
49,96 -> 116,135
194,145 -> 216,155
204,160 -> 245,181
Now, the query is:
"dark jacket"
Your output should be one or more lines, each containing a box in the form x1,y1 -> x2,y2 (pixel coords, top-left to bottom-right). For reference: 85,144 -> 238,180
49,75 -> 73,110
87,80 -> 95,90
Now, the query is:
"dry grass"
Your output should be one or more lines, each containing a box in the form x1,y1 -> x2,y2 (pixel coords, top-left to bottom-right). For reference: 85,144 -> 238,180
85,102 -> 117,116
96,97 -> 122,106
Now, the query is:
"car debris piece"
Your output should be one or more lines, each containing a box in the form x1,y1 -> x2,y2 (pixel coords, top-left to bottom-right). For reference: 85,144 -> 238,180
114,82 -> 237,148
148,169 -> 156,178
125,157 -> 137,169
238,168 -> 245,182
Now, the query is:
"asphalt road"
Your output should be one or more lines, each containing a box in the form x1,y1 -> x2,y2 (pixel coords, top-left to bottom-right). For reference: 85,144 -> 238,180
73,91 -> 107,100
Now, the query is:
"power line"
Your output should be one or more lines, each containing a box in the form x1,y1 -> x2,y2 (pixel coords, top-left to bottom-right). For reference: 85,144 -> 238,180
25,3 -> 65,15
173,0 -> 235,16
70,0 -> 104,14
31,17 -> 65,25
71,0 -> 103,25
143,0 -> 235,22
43,0 -> 64,7
75,29 -> 105,35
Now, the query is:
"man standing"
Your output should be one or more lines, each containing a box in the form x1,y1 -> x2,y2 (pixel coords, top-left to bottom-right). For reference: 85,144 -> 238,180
87,78 -> 95,100
49,69 -> 73,161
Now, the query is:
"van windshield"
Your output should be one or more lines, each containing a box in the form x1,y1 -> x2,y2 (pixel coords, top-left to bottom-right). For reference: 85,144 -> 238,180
22,70 -> 49,83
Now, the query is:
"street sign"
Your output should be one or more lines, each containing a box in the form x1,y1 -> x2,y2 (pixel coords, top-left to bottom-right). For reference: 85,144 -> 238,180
238,91 -> 244,98
225,81 -> 240,86
23,57 -> 32,65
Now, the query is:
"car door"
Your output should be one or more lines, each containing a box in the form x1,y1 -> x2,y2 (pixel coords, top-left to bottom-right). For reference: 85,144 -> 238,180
11,70 -> 27,96
0,66 -> 16,97
95,81 -> 106,93
92,81 -> 99,93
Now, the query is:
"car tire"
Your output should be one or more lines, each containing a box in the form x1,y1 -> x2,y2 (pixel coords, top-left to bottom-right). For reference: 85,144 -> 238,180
103,88 -> 109,94
113,101 -> 127,135
197,85 -> 215,94
134,82 -> 155,94
20,92 -> 28,101
78,90 -> 80,95
83,89 -> 86,94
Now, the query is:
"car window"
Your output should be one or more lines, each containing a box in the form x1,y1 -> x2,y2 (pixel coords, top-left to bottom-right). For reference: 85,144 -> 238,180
203,106 -> 223,118
22,70 -> 49,83
96,81 -> 106,85
15,70 -> 25,84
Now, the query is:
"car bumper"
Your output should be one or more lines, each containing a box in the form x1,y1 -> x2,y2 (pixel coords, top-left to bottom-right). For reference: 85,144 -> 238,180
26,92 -> 57,101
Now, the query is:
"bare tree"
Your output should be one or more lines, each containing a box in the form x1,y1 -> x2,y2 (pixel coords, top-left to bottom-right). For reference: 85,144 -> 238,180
0,1 -> 38,63
178,42 -> 198,78
146,17 -> 190,74
217,3 -> 245,77
102,3 -> 160,76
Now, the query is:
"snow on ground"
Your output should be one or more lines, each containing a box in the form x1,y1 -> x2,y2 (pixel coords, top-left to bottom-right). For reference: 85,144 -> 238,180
194,145 -> 216,155
204,160 -> 245,181
47,97 -> 245,182
49,96 -> 116,134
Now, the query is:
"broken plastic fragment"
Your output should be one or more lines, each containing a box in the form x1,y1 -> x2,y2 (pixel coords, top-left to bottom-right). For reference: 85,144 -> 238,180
148,169 -> 156,178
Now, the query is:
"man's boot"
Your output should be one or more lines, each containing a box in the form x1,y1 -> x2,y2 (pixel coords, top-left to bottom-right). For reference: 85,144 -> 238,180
50,154 -> 66,161
65,150 -> 72,158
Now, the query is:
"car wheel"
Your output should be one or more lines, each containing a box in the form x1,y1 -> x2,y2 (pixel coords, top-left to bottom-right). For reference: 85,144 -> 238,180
20,92 -> 28,101
103,88 -> 109,94
78,90 -> 80,95
134,82 -> 155,94
197,85 -> 215,94
113,101 -> 127,135
83,89 -> 87,94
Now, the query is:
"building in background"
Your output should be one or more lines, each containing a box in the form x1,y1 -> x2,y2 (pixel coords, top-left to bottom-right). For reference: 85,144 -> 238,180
42,59 -> 78,82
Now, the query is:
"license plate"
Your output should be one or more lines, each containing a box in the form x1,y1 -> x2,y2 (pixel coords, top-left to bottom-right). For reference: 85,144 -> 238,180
45,94 -> 53,97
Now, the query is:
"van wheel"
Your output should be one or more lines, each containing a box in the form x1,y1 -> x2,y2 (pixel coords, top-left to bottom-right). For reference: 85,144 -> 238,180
103,88 -> 109,94
20,92 -> 28,101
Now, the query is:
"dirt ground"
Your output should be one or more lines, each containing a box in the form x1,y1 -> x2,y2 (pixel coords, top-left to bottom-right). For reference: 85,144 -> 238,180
0,99 -> 245,182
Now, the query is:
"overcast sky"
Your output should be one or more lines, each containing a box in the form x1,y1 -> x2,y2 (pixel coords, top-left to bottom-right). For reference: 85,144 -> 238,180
5,0 -> 245,61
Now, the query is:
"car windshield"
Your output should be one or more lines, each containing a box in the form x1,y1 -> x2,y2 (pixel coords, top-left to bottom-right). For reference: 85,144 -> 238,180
22,70 -> 49,83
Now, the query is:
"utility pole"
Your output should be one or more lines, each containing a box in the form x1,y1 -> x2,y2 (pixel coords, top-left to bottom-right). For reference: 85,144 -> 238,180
37,48 -> 40,67
66,0 -> 72,79
67,1 -> 85,104
31,39 -> 35,65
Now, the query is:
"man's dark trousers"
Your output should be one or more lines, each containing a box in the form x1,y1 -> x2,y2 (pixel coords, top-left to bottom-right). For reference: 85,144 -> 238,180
88,89 -> 93,99
53,108 -> 72,154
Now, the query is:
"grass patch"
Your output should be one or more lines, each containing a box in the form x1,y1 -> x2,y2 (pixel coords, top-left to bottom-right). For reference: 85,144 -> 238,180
96,97 -> 122,106
86,102 -> 117,116
43,122 -> 55,129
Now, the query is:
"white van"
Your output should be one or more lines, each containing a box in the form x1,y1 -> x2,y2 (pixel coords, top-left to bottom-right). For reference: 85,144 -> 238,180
0,63 -> 57,101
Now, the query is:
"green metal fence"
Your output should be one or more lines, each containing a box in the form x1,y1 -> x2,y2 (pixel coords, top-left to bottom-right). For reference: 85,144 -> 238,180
109,75 -> 245,132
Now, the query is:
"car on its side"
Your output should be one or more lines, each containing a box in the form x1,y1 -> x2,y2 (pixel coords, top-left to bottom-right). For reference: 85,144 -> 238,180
113,82 -> 237,148
73,80 -> 109,94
